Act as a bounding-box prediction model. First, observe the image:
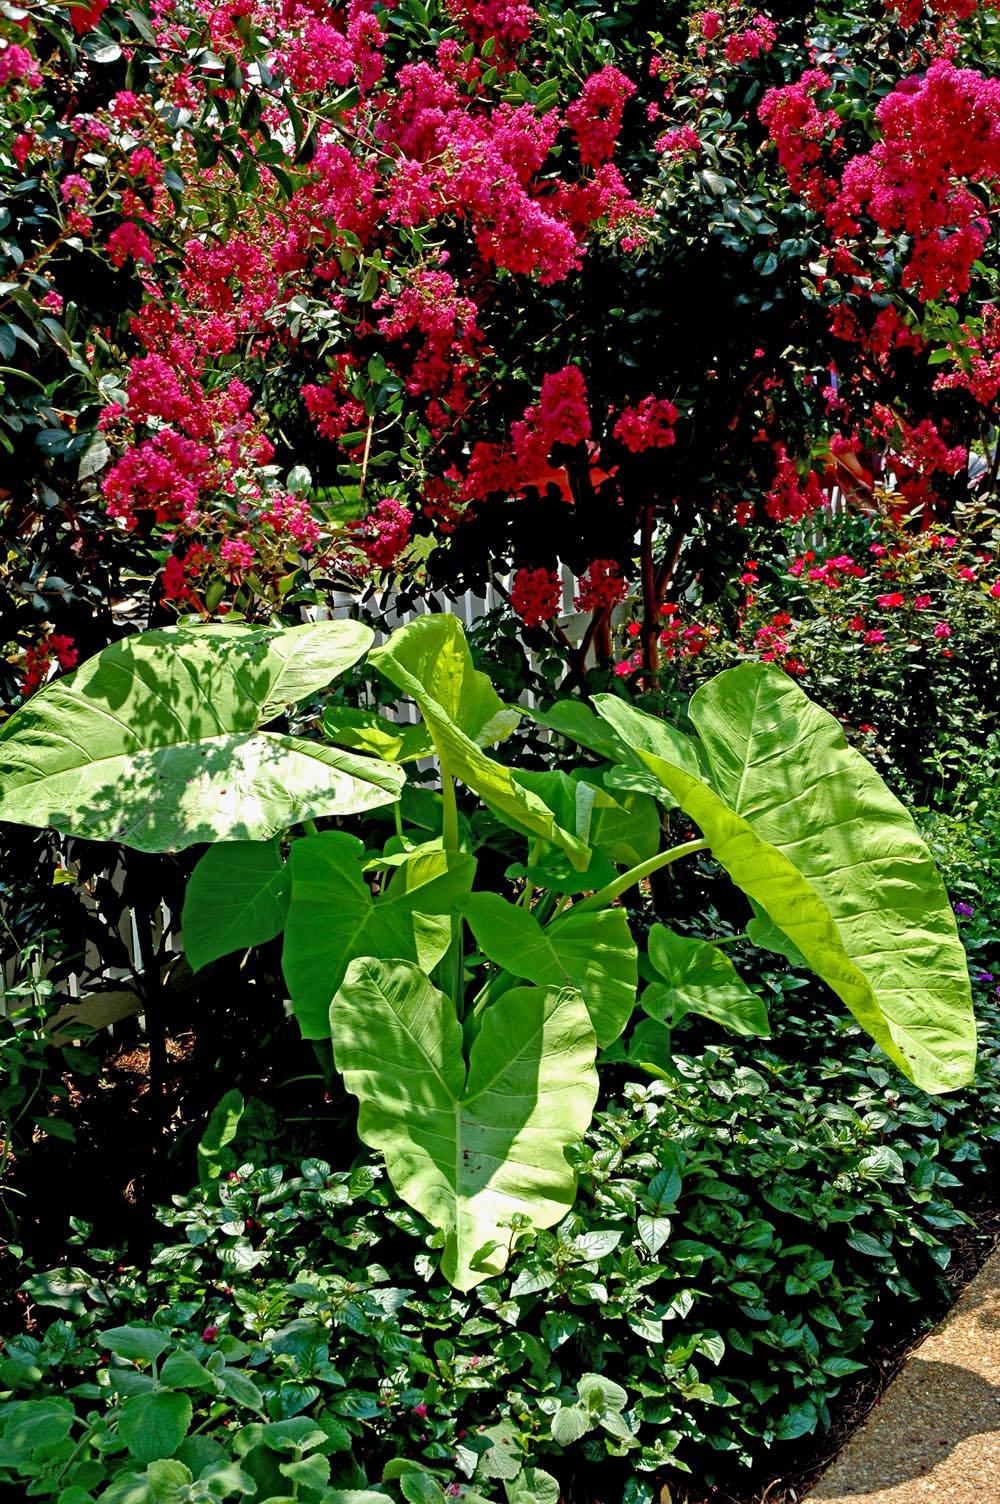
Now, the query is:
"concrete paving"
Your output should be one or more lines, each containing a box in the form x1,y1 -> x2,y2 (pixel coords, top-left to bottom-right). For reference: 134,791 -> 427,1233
807,1247 -> 1000,1503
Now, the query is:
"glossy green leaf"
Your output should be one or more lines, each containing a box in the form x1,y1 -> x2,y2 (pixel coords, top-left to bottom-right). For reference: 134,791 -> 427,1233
330,957 -> 598,1290
183,842 -> 290,972
282,831 -> 476,1038
462,892 -> 637,1047
369,616 -> 589,867
645,925 -> 770,1037
586,781 -> 660,867
0,623 -> 403,851
594,665 -> 975,1093
322,705 -> 432,763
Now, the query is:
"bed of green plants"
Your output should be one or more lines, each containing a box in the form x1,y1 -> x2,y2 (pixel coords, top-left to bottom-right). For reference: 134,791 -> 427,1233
0,606 -> 994,1502
3,958 -> 998,1504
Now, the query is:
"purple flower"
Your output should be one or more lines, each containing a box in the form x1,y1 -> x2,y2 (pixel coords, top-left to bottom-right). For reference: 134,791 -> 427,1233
954,902 -> 975,918
975,971 -> 995,983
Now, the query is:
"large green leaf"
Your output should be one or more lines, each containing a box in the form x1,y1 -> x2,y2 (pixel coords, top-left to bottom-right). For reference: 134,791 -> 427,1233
462,892 -> 637,1047
322,705 -> 432,763
183,841 -> 290,972
645,924 -> 769,1037
373,613 -> 519,747
282,831 -> 476,1038
529,700 -> 672,805
369,616 -> 589,868
119,1391 -> 192,1464
0,622 -> 403,851
585,780 -> 660,867
330,958 -> 598,1290
507,768 -> 615,894
594,665 -> 975,1093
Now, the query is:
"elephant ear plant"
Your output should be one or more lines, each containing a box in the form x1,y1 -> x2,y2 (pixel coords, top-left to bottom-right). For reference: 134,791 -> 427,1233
0,613 -> 976,1291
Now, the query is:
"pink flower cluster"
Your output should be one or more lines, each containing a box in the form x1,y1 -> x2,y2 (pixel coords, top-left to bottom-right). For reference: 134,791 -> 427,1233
759,71 -> 840,207
655,126 -> 701,158
828,60 -> 1000,301
0,44 -> 41,91
566,67 -> 636,167
724,14 -> 777,65
613,395 -> 678,453
347,496 -> 413,570
765,445 -> 826,524
107,222 -> 154,268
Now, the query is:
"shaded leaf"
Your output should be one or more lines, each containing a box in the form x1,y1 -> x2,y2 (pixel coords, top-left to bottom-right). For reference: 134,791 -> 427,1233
0,623 -> 402,851
282,831 -> 475,1038
183,841 -> 290,971
463,892 -> 637,1047
322,704 -> 432,763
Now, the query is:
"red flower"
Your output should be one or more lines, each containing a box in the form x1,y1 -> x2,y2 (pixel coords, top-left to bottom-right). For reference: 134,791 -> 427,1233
70,0 -> 109,35
613,395 -> 678,453
574,559 -> 627,613
511,567 -> 562,627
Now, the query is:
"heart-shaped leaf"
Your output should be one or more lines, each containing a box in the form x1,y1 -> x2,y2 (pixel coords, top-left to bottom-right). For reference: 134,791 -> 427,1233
183,841 -> 290,972
369,616 -> 589,868
282,832 -> 476,1038
463,892 -> 637,1047
119,1390 -> 192,1463
330,957 -> 598,1290
645,925 -> 770,1038
0,622 -> 403,851
594,664 -> 975,1093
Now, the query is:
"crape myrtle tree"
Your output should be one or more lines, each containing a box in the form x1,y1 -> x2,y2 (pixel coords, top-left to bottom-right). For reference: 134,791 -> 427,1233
2,0 -> 1000,701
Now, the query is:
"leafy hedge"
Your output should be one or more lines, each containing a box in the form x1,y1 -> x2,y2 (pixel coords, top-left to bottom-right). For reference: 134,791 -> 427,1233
4,961 -> 998,1503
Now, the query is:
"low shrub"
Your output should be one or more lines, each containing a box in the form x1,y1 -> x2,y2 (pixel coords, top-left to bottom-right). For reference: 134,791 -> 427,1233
3,970 -> 998,1503
609,505 -> 1000,802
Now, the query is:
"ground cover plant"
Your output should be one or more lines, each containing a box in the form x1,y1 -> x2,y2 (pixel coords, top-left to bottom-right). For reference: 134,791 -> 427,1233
0,960 -> 997,1502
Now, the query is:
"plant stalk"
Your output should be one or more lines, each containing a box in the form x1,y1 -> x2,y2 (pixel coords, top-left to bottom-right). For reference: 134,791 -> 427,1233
570,838 -> 709,915
437,764 -> 464,1008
